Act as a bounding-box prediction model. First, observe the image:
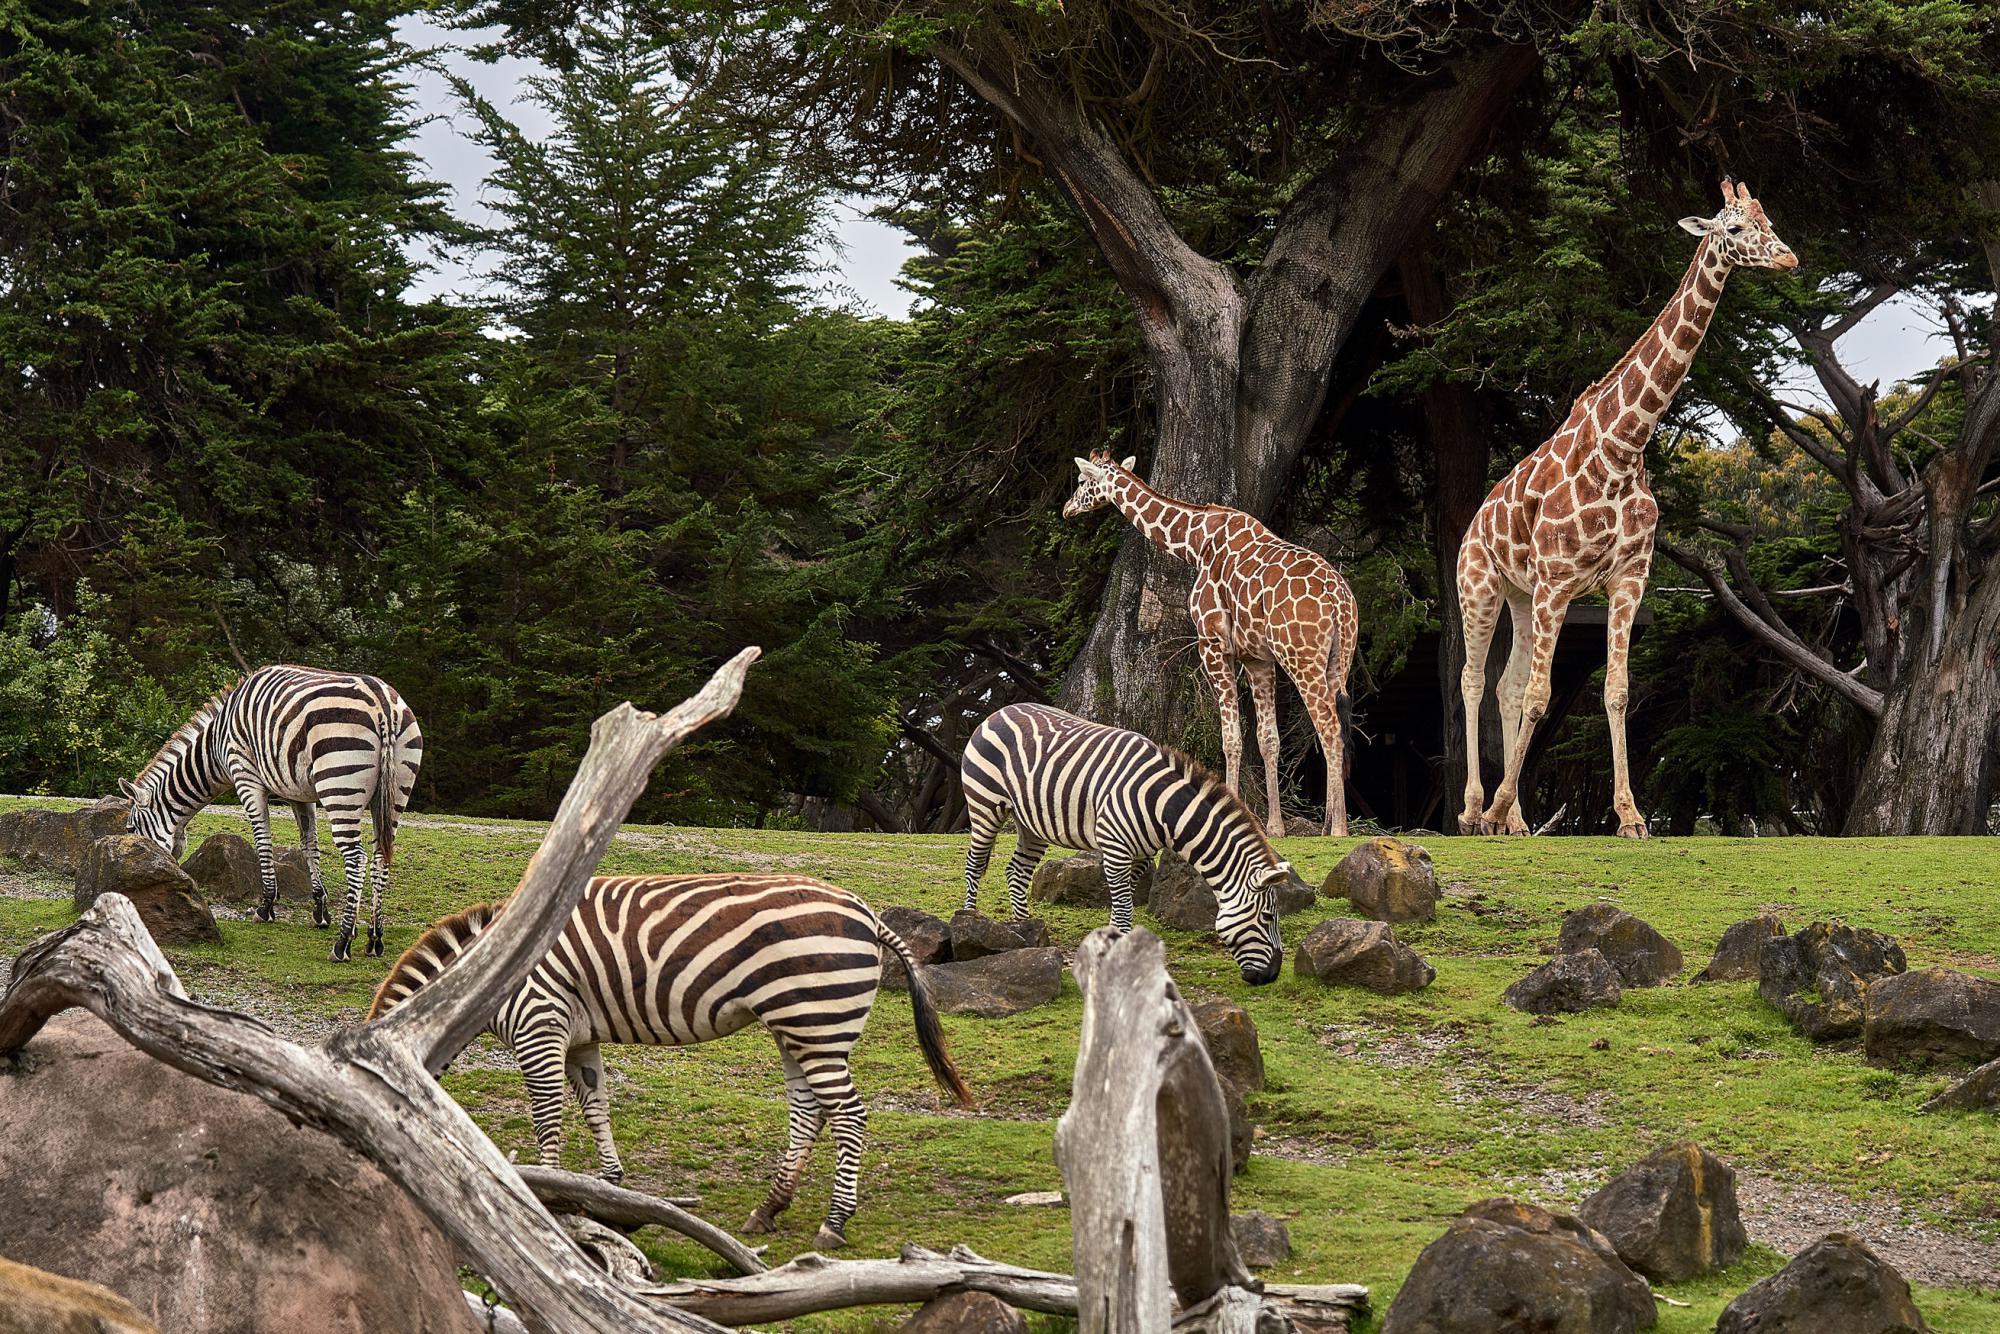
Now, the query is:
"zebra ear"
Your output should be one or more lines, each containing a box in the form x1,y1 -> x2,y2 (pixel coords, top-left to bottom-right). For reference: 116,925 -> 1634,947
118,778 -> 144,805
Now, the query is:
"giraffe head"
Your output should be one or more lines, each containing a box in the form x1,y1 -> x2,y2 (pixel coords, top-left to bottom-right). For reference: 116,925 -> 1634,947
1062,451 -> 1137,519
1679,179 -> 1798,271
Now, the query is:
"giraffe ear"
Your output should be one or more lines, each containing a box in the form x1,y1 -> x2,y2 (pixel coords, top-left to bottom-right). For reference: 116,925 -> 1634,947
1072,455 -> 1094,473
1679,216 -> 1720,236
1120,455 -> 1137,471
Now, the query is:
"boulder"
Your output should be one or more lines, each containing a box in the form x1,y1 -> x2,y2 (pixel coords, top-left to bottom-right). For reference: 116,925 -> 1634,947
1557,903 -> 1683,987
0,807 -> 82,872
1380,1198 -> 1655,1334
1220,1078 -> 1252,1176
1191,998 -> 1265,1095
948,910 -> 1052,961
1503,949 -> 1623,1015
922,948 -> 1065,1018
898,1291 -> 1027,1334
1029,850 -> 1151,909
1577,1142 -> 1747,1282
1760,922 -> 1907,1041
180,834 -> 315,909
1229,1212 -> 1293,1267
1294,919 -> 1434,995
1149,851 -> 1219,931
1273,873 -> 1317,917
1863,966 -> 2000,1069
1322,837 -> 1438,923
1695,914 -> 1786,983
0,1255 -> 159,1334
69,795 -> 135,853
877,905 -> 952,991
1715,1232 -> 1928,1334
73,836 -> 221,946
0,1012 -> 481,1334
1922,1055 -> 2000,1112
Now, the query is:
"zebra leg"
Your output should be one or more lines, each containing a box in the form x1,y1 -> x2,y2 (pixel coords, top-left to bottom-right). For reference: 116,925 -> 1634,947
746,1049 -> 823,1235
814,1082 -> 868,1249
1100,845 -> 1137,935
326,812 -> 370,963
962,814 -> 1000,913
365,845 -> 388,957
233,774 -> 280,923
290,801 -> 330,928
566,1043 -> 622,1183
517,1025 -> 572,1171
1002,832 -> 1048,921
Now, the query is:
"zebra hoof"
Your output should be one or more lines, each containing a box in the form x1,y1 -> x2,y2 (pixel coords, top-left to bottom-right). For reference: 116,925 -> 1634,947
600,1165 -> 625,1186
742,1209 -> 776,1235
255,905 -> 277,924
366,931 -> 384,957
813,1225 -> 848,1251
329,936 -> 353,964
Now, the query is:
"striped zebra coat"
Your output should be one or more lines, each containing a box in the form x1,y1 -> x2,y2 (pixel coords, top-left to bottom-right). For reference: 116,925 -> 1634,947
121,664 -> 422,962
961,702 -> 1306,984
369,873 -> 972,1248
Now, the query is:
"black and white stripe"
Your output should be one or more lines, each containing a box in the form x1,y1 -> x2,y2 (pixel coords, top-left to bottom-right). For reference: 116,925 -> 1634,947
369,873 -> 972,1247
960,702 -> 1297,984
121,664 -> 423,961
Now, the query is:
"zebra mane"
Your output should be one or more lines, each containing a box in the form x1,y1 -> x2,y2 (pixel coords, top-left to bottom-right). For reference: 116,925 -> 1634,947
366,901 -> 502,1021
1157,745 -> 1280,860
135,680 -> 240,788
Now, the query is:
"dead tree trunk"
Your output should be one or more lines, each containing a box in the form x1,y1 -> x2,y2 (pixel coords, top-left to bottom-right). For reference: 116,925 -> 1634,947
0,651 -> 762,1334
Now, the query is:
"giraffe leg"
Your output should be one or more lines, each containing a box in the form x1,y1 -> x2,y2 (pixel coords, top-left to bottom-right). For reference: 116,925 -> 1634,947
1197,638 -> 1249,813
290,801 -> 330,928
1489,591 -> 1534,834
1481,586 -> 1568,835
566,1043 -> 623,1183
1243,658 -> 1286,834
1283,650 -> 1348,838
1456,556 -> 1504,834
1606,573 -> 1649,839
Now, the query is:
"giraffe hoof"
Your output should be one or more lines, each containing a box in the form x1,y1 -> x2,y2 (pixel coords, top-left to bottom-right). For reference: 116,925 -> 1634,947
1618,822 -> 1650,840
813,1225 -> 848,1251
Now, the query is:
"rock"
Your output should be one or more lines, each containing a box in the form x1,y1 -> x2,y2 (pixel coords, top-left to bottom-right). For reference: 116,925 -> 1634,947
1230,1212 -> 1293,1267
1191,998 -> 1265,1094
1149,851 -> 1218,931
1865,966 -> 2000,1069
1029,850 -> 1151,908
1715,1232 -> 1928,1334
0,1012 -> 480,1334
1322,836 -> 1438,923
1380,1197 -> 1655,1334
180,833 -> 316,908
1557,903 -> 1683,987
0,1255 -> 159,1334
877,905 -> 952,991
898,1290 -> 1027,1334
1503,949 -> 1623,1015
73,835 -> 221,946
1002,1191 -> 1064,1206
1577,1142 -> 1747,1282
0,807 -> 83,872
948,909 -> 1052,961
922,948 -> 1065,1018
1273,873 -> 1316,917
1294,919 -> 1434,995
1220,1078 -> 1252,1175
1923,1055 -> 2000,1112
70,795 -> 134,852
1695,914 -> 1786,983
1760,922 -> 1907,1041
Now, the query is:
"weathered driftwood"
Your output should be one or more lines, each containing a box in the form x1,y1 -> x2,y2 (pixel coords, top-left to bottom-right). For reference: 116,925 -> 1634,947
0,650 -> 761,1334
638,1244 -> 1080,1324
516,1165 -> 765,1277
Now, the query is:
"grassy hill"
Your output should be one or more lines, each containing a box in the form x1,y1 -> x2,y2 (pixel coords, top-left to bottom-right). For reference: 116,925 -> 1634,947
3,798 -> 1997,1331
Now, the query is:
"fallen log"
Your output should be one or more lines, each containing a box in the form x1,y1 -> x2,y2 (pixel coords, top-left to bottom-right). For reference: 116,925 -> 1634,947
638,1244 -> 1079,1324
516,1165 -> 766,1277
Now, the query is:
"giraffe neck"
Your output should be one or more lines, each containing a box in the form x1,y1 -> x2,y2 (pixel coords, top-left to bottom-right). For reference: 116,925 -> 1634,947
1107,471 -> 1208,563
1585,236 -> 1733,474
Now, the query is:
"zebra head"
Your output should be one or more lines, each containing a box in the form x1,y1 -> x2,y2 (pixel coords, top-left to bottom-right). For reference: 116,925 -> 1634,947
1216,859 -> 1304,985
1063,451 -> 1137,519
118,778 -> 185,861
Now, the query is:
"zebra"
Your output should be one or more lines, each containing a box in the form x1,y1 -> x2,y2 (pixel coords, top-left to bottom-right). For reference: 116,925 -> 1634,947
960,702 -> 1307,985
368,873 -> 973,1249
120,664 -> 423,962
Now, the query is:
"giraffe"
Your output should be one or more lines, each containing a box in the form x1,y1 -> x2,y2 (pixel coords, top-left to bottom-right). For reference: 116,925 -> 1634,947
1063,451 -> 1359,836
1457,179 -> 1798,838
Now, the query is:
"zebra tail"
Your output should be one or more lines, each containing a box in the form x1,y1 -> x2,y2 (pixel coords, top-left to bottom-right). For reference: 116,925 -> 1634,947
372,714 -> 398,867
877,921 -> 973,1108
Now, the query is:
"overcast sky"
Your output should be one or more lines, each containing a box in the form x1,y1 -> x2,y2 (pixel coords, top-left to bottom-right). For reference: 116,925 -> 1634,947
393,15 -> 1951,411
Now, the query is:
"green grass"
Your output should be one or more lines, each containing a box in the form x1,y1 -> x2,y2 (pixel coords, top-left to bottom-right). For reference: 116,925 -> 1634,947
5,798 -> 1999,1331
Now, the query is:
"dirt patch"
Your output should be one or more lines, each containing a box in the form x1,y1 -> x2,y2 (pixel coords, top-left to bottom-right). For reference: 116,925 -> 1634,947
1317,1021 -> 1613,1131
0,868 -> 70,903
1732,1173 -> 2000,1291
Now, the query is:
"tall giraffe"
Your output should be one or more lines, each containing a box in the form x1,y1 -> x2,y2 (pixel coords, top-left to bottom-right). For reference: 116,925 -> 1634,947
1457,180 -> 1798,837
1063,452 -> 1359,835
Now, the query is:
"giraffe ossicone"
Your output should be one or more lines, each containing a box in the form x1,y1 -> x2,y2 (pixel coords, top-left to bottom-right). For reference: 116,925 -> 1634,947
1063,450 -> 1359,837
1455,178 -> 1798,839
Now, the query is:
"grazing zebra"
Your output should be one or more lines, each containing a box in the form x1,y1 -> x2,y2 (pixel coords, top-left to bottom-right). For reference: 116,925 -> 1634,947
120,664 -> 422,962
960,702 -> 1306,985
368,873 -> 973,1248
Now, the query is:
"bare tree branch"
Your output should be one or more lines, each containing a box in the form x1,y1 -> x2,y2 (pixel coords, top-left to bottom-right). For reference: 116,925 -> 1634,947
516,1166 -> 767,1278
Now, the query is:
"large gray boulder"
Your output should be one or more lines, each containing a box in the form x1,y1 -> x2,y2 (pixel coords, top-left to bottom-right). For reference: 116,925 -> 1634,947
1760,922 -> 1907,1041
0,798 -> 133,875
1577,1142 -> 1747,1282
1322,836 -> 1438,923
877,905 -> 952,991
1029,850 -> 1152,909
1863,966 -> 2000,1069
921,948 -> 1065,1018
1922,1055 -> 2000,1112
1557,903 -> 1682,987
180,834 -> 315,909
1229,1212 -> 1292,1267
948,909 -> 1052,961
1294,918 -> 1434,995
73,836 -> 221,946
1503,949 -> 1622,1015
1380,1198 -> 1655,1334
1149,851 -> 1219,931
1715,1233 -> 1928,1333
1695,914 -> 1786,983
0,1012 -> 480,1334
1190,998 -> 1264,1095
897,1290 -> 1026,1334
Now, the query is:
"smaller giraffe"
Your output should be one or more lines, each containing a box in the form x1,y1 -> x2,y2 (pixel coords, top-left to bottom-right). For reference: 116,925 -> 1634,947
1457,179 -> 1798,838
1064,452 -> 1358,836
